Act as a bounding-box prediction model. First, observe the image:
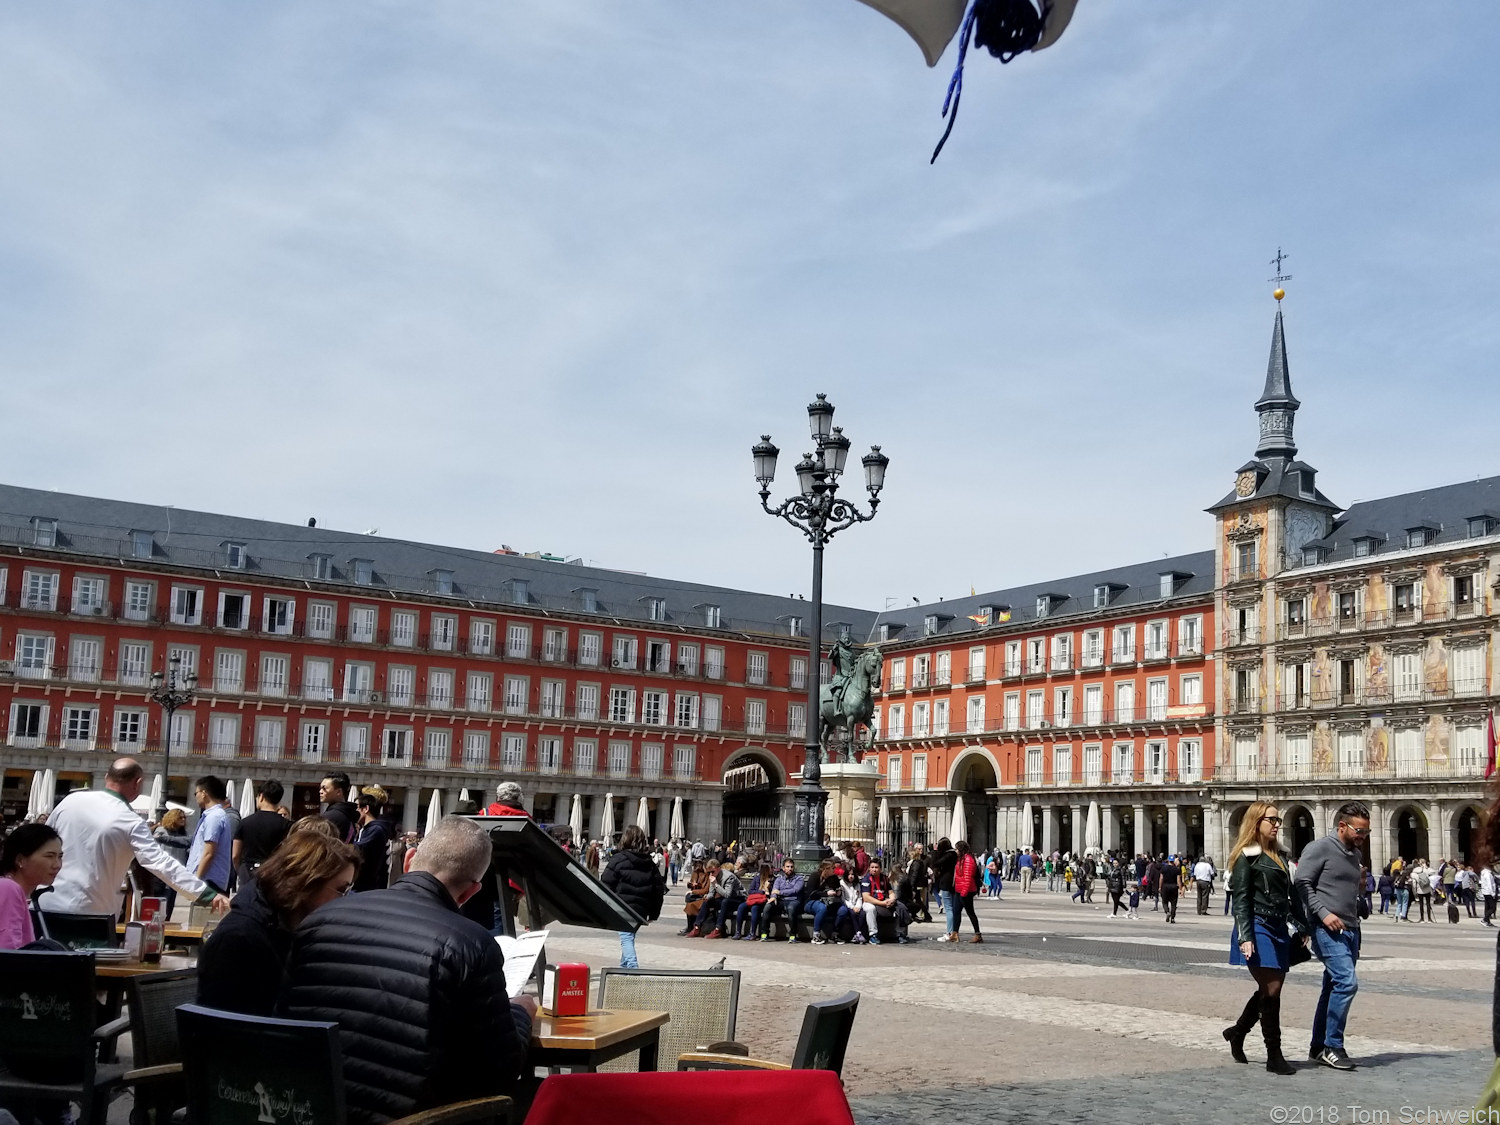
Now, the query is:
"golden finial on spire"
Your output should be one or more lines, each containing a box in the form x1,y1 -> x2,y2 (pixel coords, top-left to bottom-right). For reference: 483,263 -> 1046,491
1269,247 -> 1292,302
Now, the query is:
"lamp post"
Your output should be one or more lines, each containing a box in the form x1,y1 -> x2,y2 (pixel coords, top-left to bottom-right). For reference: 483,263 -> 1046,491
148,656 -> 197,819
753,393 -> 888,872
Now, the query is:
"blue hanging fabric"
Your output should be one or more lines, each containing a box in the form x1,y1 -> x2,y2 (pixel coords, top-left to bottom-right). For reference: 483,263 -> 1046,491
931,0 -> 1047,164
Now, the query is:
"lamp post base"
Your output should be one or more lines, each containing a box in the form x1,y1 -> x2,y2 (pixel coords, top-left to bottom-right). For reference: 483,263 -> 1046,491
791,784 -> 829,875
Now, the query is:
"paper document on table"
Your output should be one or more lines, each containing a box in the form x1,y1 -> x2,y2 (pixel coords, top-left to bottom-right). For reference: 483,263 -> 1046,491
496,930 -> 548,997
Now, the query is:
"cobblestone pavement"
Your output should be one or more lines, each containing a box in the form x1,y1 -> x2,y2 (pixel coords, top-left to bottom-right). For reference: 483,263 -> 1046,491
544,885 -> 1497,1123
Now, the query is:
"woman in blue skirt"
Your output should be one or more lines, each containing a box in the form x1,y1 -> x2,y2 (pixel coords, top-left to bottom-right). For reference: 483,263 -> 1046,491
1223,800 -> 1310,1075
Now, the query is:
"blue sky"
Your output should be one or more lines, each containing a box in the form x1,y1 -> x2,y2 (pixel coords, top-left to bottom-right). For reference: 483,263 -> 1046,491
2,4 -> 1498,610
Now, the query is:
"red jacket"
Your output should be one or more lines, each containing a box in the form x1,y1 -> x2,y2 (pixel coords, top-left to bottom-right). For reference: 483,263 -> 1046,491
486,803 -> 528,817
954,854 -> 981,897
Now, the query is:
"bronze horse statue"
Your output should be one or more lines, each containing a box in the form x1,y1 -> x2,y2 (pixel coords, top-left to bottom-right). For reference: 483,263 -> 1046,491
819,642 -> 883,763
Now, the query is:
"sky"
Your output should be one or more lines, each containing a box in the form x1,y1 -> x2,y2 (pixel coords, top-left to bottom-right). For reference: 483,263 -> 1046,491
2,3 -> 1498,612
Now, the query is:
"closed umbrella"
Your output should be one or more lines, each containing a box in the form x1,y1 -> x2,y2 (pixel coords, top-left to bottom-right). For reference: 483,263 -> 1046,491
425,790 -> 443,835
240,777 -> 256,819
225,780 -> 236,808
460,788 -> 472,804
600,793 -> 616,842
25,772 -> 42,820
1085,800 -> 1101,852
949,794 -> 967,844
149,774 -> 164,816
670,796 -> 685,841
569,795 -> 584,843
1021,799 -> 1033,849
635,796 -> 650,834
39,769 -> 56,815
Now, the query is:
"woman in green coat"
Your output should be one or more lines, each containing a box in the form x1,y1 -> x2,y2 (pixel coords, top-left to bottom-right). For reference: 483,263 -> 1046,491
1222,800 -> 1310,1075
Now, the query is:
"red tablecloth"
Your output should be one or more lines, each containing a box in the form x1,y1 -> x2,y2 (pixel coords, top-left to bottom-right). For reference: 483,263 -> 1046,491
525,1069 -> 855,1125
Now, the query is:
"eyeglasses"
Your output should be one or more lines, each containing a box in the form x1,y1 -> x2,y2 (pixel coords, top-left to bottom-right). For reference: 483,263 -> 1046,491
1348,827 -> 1370,837
1259,816 -> 1283,827
333,883 -> 354,897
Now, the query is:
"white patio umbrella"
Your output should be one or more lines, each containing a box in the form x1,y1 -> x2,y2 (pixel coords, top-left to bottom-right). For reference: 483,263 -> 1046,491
39,769 -> 56,815
949,794 -> 967,844
225,780 -> 236,808
25,773 -> 42,820
425,790 -> 443,835
635,796 -> 650,833
877,797 -> 891,834
1085,800 -> 1101,852
669,797 -> 685,841
1021,799 -> 1033,849
239,777 -> 256,818
130,794 -> 191,817
600,793 -> 616,842
569,794 -> 584,843
460,788 -> 472,804
149,774 -> 164,816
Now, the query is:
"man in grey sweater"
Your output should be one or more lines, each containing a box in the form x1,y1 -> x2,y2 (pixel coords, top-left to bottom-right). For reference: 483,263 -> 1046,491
1294,801 -> 1371,1071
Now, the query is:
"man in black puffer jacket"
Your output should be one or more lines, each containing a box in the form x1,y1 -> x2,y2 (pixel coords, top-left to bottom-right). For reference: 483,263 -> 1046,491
280,817 -> 536,1125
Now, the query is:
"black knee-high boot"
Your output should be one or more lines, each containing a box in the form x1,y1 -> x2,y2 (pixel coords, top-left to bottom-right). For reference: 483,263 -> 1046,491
1260,993 -> 1295,1075
1222,993 -> 1260,1063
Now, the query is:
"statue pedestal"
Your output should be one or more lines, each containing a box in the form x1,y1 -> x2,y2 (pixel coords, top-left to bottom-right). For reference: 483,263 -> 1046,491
818,762 -> 881,844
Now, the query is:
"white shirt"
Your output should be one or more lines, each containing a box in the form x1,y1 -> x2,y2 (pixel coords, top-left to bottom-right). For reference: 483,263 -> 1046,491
1482,868 -> 1496,897
1192,861 -> 1215,881
47,788 -> 209,917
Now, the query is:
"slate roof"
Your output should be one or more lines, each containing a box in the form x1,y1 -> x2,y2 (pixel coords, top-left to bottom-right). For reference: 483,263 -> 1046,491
0,484 -> 876,642
1291,474 -> 1500,570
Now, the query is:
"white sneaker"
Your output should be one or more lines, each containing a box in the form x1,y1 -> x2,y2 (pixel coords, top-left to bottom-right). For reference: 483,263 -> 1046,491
811,933 -> 825,945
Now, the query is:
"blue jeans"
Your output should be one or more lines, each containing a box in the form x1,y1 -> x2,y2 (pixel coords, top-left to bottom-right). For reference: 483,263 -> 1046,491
940,890 -> 959,935
1396,887 -> 1410,919
807,899 -> 836,936
618,929 -> 638,968
1310,927 -> 1360,1051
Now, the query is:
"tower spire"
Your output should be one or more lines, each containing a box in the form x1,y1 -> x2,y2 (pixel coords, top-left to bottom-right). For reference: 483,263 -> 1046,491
1254,303 -> 1299,460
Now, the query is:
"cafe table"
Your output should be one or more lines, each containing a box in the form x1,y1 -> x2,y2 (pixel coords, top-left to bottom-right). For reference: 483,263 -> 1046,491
529,1009 -> 669,1072
91,952 -> 196,1061
114,923 -> 208,947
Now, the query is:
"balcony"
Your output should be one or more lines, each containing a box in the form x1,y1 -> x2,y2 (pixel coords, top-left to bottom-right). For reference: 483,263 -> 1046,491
1223,628 -> 1259,648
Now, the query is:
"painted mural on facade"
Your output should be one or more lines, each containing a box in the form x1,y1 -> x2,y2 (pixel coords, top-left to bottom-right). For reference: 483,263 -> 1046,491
1365,573 -> 1389,621
1425,718 -> 1451,770
1367,643 -> 1389,700
1424,563 -> 1447,617
1365,723 -> 1389,771
1309,581 -> 1333,627
1424,636 -> 1449,695
1312,722 -> 1333,773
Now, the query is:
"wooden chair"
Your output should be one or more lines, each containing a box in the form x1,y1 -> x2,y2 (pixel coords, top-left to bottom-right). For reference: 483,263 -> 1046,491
677,992 -> 859,1076
120,967 -> 197,1124
595,968 -> 740,1074
0,950 -> 131,1125
176,1005 -> 512,1125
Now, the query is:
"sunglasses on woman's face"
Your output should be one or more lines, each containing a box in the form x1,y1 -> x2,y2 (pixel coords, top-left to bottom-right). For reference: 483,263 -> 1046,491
1260,816 -> 1283,827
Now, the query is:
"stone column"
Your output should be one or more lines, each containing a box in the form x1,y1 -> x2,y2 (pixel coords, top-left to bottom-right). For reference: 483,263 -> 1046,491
1133,804 -> 1146,855
1366,800 -> 1386,874
1312,801 -> 1329,840
401,788 -> 421,834
1428,801 -> 1446,860
1041,807 -> 1056,855
996,804 -> 1008,851
1167,805 -> 1182,856
1102,805 -> 1118,852
1205,804 -> 1224,865
1070,804 -> 1083,854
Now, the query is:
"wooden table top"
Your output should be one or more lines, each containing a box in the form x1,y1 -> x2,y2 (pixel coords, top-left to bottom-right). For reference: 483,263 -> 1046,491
114,924 -> 207,942
94,953 -> 196,979
531,1009 -> 669,1051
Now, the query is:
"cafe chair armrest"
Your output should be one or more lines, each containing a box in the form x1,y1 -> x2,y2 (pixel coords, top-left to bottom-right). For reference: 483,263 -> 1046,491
123,1063 -> 183,1085
388,1095 -> 512,1125
676,1052 -> 791,1072
94,1014 -> 132,1042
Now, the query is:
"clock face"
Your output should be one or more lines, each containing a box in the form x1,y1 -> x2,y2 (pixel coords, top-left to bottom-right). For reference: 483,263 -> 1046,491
1235,471 -> 1257,497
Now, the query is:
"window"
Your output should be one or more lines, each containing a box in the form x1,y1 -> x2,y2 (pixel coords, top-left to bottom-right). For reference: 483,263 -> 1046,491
912,754 -> 928,790
32,518 -> 57,547
130,530 -> 153,559
641,743 -> 664,779
1470,517 -> 1495,538
1053,744 -> 1073,784
889,659 -> 906,690
869,707 -> 880,740
1353,538 -> 1373,558
431,614 -> 457,651
1026,690 -> 1045,729
168,585 -> 201,626
424,729 -> 451,768
1233,732 -> 1258,778
310,555 -> 332,581
539,737 -> 562,774
391,610 -> 417,647
609,687 -> 636,723
887,704 -> 904,739
466,672 -> 493,712
675,692 -> 699,729
431,569 -> 454,596
1026,639 -> 1044,673
262,655 -> 290,698
23,570 -> 58,611
1393,651 -> 1421,700
934,699 -> 949,736
1234,540 -> 1257,578
386,665 -> 414,706
612,636 -> 638,670
117,640 -> 148,686
72,576 -> 106,616
1452,645 -> 1485,696
1338,658 -> 1356,700
218,592 -> 248,629
303,658 -> 333,701
702,605 -> 721,628
784,616 -> 802,637
1146,678 -> 1167,721
1406,528 -> 1433,549
1180,673 -> 1202,706
788,702 -> 806,738
968,647 -> 986,682
307,602 -> 335,639
1024,747 -> 1042,786
115,709 -> 145,747
574,739 -> 597,775
10,703 -> 44,745
1035,596 -> 1051,620
673,744 -> 695,780
702,695 -> 722,732
1454,574 -> 1475,607
464,732 -> 491,769
1046,636 -> 1068,672
1004,642 -> 1021,677
14,633 -> 52,680
343,662 -> 374,704
578,632 -> 602,667
209,714 -> 242,760
1083,684 -> 1103,725
1003,693 -> 1020,732
1394,727 -> 1423,777
1144,740 -> 1165,782
1455,724 -> 1485,776
1082,630 -> 1103,668
645,597 -> 666,622
225,542 -> 247,569
1159,573 -> 1175,598
506,623 -> 531,659
1111,625 -> 1135,663
63,706 -> 97,748
69,638 -> 101,683
1337,729 -> 1363,777
263,596 -> 294,635
1234,666 -> 1254,710
1083,743 -> 1103,785
678,643 -> 700,676
607,739 -> 632,777
215,650 -> 246,694
789,657 -> 807,691
501,734 -> 526,769
1178,615 -> 1203,655
642,690 -> 666,725
1284,732 -> 1309,779
543,628 -> 567,662
1093,584 -> 1110,609
1053,687 -> 1072,726
745,699 -> 766,736
349,606 -> 377,643
510,580 -> 528,606
382,728 -> 412,766
300,721 -> 327,764
912,702 -> 929,737
1178,739 -> 1201,782
1393,582 -> 1417,620
351,559 -> 374,586
1114,681 -> 1135,723
1145,620 -> 1168,659
575,683 -> 600,720
1284,598 -> 1306,635
540,679 -> 565,718
647,640 -> 672,674
913,654 -> 930,687
171,710 -> 196,752
745,651 -> 768,686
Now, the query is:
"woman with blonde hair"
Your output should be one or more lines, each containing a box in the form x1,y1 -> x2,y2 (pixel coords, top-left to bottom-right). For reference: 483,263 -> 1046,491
1222,801 -> 1310,1074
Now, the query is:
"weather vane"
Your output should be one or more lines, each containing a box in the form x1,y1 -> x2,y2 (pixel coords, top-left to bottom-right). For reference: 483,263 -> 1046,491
1269,247 -> 1292,301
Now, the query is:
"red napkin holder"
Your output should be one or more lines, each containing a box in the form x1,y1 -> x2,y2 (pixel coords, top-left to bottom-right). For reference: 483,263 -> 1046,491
541,963 -> 590,1016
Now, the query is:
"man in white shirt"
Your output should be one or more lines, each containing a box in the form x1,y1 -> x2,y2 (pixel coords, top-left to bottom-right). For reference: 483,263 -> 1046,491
47,757 -> 231,918
1481,865 -> 1497,928
1192,856 -> 1216,915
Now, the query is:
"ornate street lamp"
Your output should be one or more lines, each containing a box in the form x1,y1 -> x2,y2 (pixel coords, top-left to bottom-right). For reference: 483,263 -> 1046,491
753,393 -> 888,872
148,655 -> 197,820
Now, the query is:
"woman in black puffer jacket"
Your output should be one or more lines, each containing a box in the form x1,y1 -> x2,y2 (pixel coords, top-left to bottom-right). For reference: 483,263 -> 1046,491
602,825 -> 667,967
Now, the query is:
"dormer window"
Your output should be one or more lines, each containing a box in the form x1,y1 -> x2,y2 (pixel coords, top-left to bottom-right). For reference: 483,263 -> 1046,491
130,530 -> 153,559
309,554 -> 332,581
350,558 -> 374,586
1469,516 -> 1494,539
702,604 -> 721,628
923,614 -> 939,636
878,623 -> 893,642
1405,526 -> 1436,550
1035,596 -> 1051,620
430,569 -> 454,595
1093,584 -> 1124,609
31,518 -> 56,547
1299,469 -> 1316,498
1158,574 -> 1174,598
1352,536 -> 1376,558
575,587 -> 598,613
1302,546 -> 1327,566
510,579 -> 529,606
786,616 -> 802,637
224,542 -> 247,569
645,597 -> 666,622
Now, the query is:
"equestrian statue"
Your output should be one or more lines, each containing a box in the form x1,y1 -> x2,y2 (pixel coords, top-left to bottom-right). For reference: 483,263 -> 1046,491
819,637 -> 883,764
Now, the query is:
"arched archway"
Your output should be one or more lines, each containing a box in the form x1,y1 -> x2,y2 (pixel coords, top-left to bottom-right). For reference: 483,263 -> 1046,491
1391,804 -> 1429,862
721,747 -> 784,847
1455,804 -> 1486,864
1282,803 -> 1317,859
948,750 -> 999,852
